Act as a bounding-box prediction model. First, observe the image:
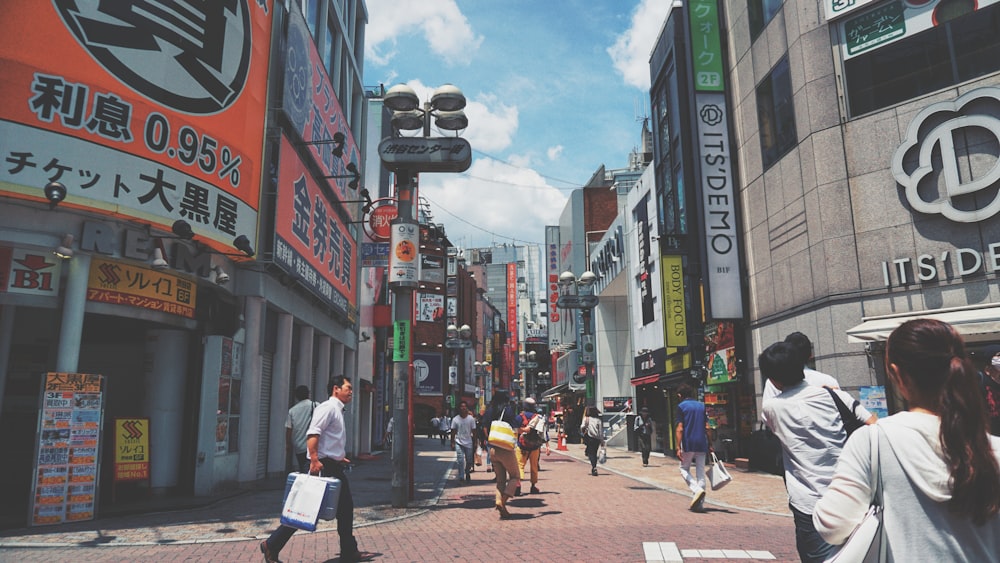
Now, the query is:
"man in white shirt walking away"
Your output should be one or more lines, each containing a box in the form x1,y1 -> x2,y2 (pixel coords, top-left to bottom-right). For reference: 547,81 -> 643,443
451,401 -> 478,481
285,385 -> 314,473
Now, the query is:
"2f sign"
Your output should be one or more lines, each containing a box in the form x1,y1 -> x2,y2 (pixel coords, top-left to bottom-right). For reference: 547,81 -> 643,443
0,246 -> 62,296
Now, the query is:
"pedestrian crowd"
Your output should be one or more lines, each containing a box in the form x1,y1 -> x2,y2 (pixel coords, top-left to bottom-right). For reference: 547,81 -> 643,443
256,321 -> 1000,563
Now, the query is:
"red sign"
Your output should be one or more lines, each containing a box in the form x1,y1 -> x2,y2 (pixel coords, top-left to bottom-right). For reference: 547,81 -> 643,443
367,202 -> 398,241
274,135 -> 357,317
0,3 -> 273,253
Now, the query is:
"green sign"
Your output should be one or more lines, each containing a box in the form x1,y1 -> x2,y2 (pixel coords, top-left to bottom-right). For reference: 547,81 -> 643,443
392,320 -> 410,362
845,1 -> 904,56
688,0 -> 724,92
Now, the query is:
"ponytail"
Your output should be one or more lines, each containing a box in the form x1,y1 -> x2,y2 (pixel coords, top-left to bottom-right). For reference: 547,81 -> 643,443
938,355 -> 1000,524
887,319 -> 1000,524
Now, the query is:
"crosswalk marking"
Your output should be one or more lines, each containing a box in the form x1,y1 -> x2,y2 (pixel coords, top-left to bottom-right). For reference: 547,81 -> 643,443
643,542 -> 776,561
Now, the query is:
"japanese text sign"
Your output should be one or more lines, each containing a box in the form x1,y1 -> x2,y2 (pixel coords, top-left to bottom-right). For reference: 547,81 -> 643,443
688,0 -> 725,92
114,418 -> 150,482
87,258 -> 197,318
275,136 -> 357,318
0,2 -> 272,253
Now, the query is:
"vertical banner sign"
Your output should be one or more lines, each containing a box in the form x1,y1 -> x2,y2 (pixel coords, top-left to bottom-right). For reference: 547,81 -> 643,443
689,0 -> 743,319
32,373 -> 105,526
704,321 -> 736,385
506,262 -> 518,370
389,222 -> 419,288
114,418 -> 150,481
393,320 -> 410,362
661,255 -> 688,348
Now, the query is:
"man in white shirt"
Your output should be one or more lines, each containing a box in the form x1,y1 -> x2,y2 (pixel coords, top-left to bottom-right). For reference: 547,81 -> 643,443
285,385 -> 314,473
450,401 -> 478,481
261,376 -> 375,563
761,332 -> 840,423
760,342 -> 876,563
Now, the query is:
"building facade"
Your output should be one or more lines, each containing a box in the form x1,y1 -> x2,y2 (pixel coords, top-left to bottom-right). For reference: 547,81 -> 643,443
0,0 -> 370,526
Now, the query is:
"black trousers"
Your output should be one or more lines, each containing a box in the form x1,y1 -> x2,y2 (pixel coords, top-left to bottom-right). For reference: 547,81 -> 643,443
638,433 -> 651,464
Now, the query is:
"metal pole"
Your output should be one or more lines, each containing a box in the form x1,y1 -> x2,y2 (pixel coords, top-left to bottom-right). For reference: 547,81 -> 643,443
390,169 -> 416,508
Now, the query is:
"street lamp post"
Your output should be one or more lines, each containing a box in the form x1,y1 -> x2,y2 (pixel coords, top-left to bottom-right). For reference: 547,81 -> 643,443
520,350 -> 538,398
380,83 -> 472,508
556,271 -> 599,406
445,323 -> 473,411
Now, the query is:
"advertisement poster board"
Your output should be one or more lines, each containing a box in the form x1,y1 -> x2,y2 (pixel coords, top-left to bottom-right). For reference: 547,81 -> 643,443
31,373 -> 105,526
114,418 -> 150,482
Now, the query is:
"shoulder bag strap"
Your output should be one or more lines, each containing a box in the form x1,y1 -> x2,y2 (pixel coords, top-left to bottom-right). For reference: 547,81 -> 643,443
872,426 -> 887,562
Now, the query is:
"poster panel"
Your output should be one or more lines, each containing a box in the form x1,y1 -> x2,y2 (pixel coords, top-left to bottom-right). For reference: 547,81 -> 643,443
114,418 -> 150,482
31,373 -> 105,526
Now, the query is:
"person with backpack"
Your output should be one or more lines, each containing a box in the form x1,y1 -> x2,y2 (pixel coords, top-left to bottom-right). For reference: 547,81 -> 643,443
514,397 -> 548,495
760,341 -> 876,563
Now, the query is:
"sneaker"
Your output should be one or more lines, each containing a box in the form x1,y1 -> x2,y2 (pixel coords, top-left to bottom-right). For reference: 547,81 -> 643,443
259,540 -> 278,563
530,485 -> 540,494
690,489 -> 706,510
591,468 -> 598,476
495,504 -> 511,519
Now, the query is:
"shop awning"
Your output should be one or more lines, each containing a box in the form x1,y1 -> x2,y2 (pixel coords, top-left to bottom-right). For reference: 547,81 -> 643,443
630,374 -> 660,386
539,383 -> 569,400
846,303 -> 1000,343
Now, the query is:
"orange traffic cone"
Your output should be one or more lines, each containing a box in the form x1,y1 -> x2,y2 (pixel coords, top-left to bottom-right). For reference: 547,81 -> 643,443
556,431 -> 568,451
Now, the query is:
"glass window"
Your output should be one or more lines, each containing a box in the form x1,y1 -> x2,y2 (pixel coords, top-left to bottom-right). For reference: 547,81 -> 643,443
844,4 -> 1000,116
305,0 -> 320,40
756,57 -> 796,169
748,0 -> 783,40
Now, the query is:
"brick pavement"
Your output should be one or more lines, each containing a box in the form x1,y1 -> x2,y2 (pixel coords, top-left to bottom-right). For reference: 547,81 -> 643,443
0,437 -> 798,562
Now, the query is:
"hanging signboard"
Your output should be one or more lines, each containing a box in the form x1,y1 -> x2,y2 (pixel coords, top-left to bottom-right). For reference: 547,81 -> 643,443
31,372 -> 105,526
114,418 -> 150,482
389,222 -> 419,288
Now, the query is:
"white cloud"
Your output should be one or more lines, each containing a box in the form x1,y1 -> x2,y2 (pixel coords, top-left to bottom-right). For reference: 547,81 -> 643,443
547,145 -> 564,161
418,157 -> 566,247
365,0 -> 483,67
607,0 -> 675,90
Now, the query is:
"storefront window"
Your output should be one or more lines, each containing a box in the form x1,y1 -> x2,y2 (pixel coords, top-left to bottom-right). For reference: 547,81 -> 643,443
216,338 -> 243,455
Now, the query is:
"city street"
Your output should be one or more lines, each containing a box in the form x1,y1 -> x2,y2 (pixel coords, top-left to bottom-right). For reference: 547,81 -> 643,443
0,438 -> 799,562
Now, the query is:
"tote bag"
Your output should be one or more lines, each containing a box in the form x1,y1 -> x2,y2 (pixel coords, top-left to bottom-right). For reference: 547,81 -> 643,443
488,408 -> 516,450
280,473 -> 330,531
825,428 -> 887,563
707,452 -> 733,490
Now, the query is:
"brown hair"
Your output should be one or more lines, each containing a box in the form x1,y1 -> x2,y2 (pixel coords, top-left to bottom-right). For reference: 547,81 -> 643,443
887,318 -> 1000,524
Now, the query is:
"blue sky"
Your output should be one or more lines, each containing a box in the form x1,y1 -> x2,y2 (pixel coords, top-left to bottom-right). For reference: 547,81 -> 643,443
364,0 -> 674,248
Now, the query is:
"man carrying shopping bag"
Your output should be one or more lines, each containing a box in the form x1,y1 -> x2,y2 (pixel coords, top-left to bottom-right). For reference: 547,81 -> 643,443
261,376 -> 376,563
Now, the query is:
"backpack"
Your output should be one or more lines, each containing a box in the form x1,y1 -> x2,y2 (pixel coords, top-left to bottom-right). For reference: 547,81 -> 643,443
826,387 -> 864,438
519,412 -> 545,450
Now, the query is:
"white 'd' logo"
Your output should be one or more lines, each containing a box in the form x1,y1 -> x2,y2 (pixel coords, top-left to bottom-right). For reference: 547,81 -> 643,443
892,87 -> 1000,223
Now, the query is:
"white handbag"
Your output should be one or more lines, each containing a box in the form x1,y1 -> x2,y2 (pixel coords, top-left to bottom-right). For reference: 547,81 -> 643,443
825,428 -> 887,563
707,452 -> 732,490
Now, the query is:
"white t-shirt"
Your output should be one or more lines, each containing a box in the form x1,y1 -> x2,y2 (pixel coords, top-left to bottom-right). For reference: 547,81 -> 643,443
285,399 -> 314,454
762,381 -> 872,513
760,368 -> 839,423
451,414 -> 477,448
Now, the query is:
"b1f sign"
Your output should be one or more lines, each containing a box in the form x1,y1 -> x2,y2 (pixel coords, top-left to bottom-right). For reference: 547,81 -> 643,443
389,222 -> 419,288
0,245 -> 62,296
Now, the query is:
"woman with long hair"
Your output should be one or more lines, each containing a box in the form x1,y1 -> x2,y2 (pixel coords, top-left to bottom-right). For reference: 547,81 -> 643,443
580,406 -> 603,476
813,318 -> 1000,561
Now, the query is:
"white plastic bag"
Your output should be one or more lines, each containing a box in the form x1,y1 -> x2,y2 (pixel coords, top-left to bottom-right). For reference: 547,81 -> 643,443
280,473 -> 328,531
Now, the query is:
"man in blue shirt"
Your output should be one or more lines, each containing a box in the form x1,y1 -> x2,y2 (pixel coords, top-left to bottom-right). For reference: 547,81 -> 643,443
675,383 -> 709,512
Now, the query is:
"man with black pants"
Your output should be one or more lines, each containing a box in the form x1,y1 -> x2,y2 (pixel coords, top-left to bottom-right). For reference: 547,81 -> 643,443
261,376 -> 375,563
634,406 -> 653,466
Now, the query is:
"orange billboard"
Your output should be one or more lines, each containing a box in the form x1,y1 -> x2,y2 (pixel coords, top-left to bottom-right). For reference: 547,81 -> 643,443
0,2 -> 273,252
87,258 -> 197,318
274,135 -> 358,319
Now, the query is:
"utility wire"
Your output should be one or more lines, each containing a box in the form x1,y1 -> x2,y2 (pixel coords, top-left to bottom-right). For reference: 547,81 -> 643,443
421,194 -> 545,246
472,149 -> 584,188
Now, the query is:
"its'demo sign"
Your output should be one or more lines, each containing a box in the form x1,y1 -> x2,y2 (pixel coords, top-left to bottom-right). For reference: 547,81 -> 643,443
882,87 -> 1000,287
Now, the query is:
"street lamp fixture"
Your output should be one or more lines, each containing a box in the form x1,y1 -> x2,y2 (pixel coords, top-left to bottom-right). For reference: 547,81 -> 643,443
556,271 -> 600,402
445,324 -> 473,348
384,84 -> 468,136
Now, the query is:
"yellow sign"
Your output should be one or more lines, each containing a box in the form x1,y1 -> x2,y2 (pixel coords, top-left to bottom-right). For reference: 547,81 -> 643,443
661,255 -> 688,348
114,418 -> 150,481
88,258 -> 197,318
